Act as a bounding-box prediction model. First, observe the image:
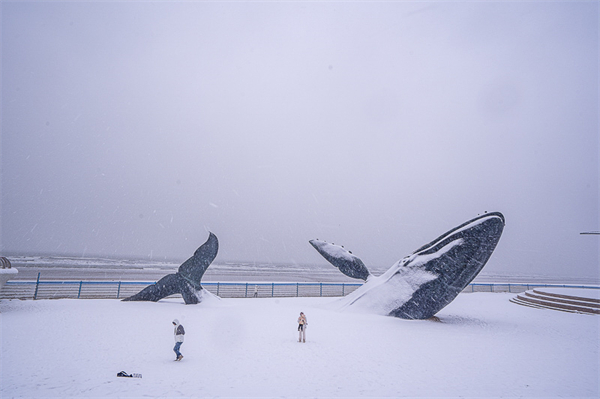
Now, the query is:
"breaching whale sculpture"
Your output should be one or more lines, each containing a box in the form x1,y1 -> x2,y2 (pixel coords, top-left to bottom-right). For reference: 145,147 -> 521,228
310,212 -> 505,319
123,232 -> 219,304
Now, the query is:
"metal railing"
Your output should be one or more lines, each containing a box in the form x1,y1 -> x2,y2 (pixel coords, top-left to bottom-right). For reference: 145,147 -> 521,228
1,276 -> 598,301
1,277 -> 364,300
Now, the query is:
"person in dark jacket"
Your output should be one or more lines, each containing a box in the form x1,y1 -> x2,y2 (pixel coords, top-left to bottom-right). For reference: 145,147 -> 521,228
172,319 -> 185,361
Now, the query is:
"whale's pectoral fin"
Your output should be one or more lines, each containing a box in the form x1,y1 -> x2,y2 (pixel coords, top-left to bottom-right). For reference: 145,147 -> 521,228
178,232 -> 219,287
388,212 -> 505,319
309,239 -> 371,281
122,273 -> 184,302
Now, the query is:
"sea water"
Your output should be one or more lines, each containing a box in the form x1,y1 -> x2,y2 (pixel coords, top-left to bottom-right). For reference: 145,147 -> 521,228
5,255 -> 599,285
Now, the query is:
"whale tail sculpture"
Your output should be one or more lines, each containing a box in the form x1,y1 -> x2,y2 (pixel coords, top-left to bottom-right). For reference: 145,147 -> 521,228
123,232 -> 219,304
310,212 -> 505,319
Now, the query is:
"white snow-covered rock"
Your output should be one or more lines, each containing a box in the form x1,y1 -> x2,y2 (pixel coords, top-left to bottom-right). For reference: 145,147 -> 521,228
0,267 -> 18,291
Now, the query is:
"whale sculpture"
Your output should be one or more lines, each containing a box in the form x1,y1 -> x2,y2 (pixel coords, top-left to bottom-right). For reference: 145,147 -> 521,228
310,212 -> 505,319
123,232 -> 219,304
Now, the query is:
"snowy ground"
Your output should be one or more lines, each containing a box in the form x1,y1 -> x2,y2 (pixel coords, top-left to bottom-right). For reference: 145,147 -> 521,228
1,292 -> 599,398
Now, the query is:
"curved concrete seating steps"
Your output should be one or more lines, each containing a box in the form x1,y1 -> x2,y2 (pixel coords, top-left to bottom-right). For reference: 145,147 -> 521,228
508,296 -> 572,314
513,295 -> 599,314
509,297 -> 545,310
526,291 -> 600,309
511,289 -> 599,315
532,288 -> 600,305
518,294 -> 599,314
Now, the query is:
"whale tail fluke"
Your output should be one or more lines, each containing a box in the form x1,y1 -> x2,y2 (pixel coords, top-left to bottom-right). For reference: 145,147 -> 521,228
178,232 -> 219,288
123,232 -> 219,304
122,273 -> 184,302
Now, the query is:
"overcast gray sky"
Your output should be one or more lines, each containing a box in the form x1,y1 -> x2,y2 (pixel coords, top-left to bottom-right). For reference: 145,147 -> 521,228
1,1 -> 598,280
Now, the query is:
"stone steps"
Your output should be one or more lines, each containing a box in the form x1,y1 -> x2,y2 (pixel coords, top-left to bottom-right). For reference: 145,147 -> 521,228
510,288 -> 599,315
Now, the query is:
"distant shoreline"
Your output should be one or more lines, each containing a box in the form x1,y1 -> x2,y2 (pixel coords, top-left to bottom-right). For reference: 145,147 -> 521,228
4,255 -> 598,285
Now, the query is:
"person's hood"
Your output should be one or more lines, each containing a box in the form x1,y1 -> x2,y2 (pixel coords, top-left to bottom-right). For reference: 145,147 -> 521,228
173,319 -> 179,326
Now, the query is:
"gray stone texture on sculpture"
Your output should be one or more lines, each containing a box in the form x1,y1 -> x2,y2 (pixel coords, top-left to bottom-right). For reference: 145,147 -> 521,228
310,212 -> 505,319
308,240 -> 371,281
123,232 -> 219,304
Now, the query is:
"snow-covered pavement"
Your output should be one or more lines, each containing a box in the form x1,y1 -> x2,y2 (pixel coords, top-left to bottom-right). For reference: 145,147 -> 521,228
1,292 -> 598,398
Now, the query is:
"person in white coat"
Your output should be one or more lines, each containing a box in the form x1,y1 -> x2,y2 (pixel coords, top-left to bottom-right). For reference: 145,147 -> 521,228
297,312 -> 307,343
172,319 -> 185,361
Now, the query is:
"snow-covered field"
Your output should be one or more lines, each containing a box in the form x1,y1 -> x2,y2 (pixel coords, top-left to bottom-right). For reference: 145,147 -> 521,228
1,292 -> 599,398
